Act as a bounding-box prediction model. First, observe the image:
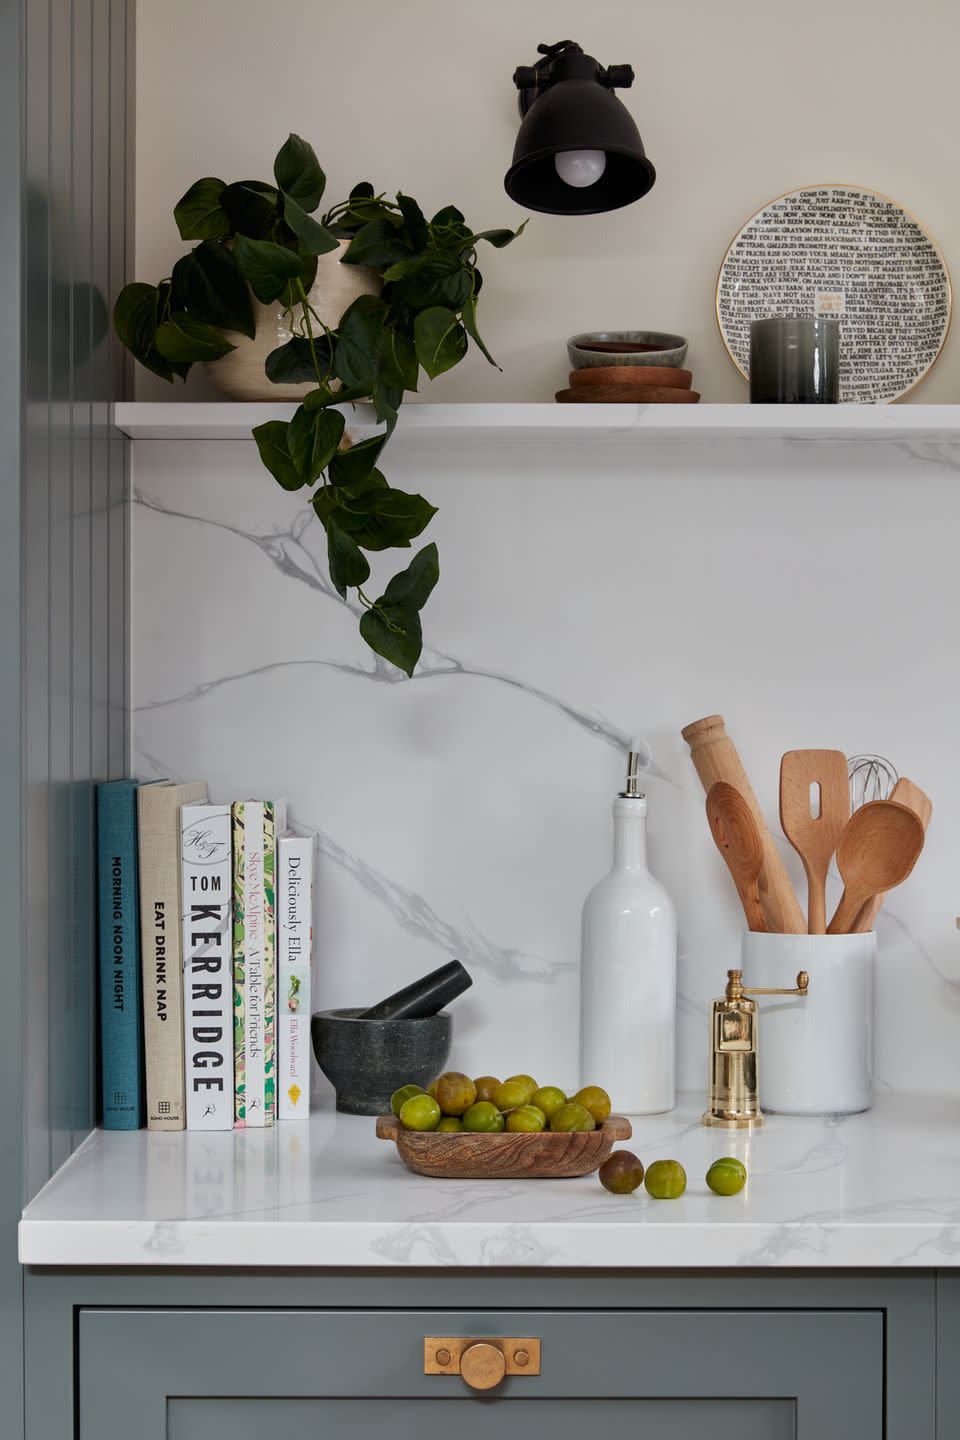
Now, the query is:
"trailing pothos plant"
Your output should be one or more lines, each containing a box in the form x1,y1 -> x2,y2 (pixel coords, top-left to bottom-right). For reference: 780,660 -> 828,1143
114,134 -> 525,676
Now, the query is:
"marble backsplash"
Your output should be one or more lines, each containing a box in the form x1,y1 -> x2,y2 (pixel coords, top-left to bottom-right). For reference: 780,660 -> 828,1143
131,428 -> 960,1099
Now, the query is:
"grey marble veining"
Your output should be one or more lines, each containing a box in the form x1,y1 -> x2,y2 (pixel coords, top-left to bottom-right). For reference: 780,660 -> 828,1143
133,485 -> 641,758
19,1092 -> 960,1268
130,434 -> 960,1094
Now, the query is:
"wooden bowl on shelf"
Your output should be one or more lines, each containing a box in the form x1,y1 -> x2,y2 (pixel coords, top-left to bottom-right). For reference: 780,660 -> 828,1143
556,385 -> 701,404
376,1113 -> 633,1179
570,365 -> 693,390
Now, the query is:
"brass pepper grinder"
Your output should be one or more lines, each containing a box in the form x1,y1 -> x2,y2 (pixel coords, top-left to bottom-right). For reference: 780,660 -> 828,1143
702,968 -> 809,1129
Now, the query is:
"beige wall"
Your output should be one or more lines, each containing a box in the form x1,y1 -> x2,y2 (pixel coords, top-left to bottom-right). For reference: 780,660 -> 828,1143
135,0 -> 960,403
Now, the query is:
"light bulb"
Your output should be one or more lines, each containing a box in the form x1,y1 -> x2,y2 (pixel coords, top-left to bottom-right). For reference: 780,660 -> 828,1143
554,149 -> 607,188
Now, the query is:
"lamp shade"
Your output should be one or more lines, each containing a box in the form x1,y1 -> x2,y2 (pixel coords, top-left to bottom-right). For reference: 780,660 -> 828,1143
505,75 -> 655,215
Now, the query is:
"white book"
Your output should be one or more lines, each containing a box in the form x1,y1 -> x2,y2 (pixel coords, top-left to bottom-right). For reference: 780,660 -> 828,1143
277,827 -> 315,1119
181,804 -> 234,1130
232,797 -> 287,1128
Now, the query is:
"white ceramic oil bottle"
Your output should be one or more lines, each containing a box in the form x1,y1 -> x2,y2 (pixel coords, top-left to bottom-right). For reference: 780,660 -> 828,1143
580,741 -> 677,1113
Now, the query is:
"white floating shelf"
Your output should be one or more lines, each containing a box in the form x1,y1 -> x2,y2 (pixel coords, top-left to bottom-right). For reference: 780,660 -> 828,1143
112,401 -> 960,443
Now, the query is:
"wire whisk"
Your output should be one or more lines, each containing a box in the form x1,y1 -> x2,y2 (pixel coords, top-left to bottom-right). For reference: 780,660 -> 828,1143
848,754 -> 899,811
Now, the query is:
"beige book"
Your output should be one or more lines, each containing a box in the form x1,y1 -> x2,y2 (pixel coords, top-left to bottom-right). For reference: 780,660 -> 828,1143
138,779 -> 208,1130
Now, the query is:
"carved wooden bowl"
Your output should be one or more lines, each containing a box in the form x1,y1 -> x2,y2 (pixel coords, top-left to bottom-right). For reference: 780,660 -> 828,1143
376,1113 -> 633,1179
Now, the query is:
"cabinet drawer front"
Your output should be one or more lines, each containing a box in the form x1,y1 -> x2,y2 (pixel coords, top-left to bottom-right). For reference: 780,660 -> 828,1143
80,1307 -> 882,1439
168,1397 -> 794,1440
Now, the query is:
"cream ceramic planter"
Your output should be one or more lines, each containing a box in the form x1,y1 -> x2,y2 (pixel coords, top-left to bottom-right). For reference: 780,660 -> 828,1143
205,239 -> 380,401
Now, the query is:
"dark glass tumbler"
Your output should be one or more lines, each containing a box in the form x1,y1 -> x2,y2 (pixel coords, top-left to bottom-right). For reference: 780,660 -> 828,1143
749,317 -> 840,403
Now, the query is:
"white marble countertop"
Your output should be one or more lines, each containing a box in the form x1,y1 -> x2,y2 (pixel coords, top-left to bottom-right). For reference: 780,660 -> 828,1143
19,1093 -> 960,1269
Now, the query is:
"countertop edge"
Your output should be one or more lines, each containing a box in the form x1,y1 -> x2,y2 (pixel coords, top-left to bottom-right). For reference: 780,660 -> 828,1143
19,1216 -> 957,1270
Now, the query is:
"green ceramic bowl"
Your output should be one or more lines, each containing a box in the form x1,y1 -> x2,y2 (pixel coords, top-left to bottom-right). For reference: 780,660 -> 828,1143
568,330 -> 688,371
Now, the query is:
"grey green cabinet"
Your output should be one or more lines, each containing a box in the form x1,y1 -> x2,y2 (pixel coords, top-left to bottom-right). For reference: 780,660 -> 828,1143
26,1269 -> 951,1438
79,1306 -> 881,1438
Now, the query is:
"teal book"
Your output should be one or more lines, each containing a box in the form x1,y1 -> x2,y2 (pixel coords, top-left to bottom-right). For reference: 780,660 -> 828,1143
96,780 -> 146,1129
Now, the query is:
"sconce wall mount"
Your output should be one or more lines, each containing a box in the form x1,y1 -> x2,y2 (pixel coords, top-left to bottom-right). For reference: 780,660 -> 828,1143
504,40 -> 656,216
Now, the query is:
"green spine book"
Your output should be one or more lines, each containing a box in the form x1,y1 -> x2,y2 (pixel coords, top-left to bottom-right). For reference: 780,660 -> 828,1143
232,797 -> 286,1127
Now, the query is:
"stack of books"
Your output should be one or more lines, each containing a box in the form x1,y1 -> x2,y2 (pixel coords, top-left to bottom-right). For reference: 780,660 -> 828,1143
95,779 -> 315,1132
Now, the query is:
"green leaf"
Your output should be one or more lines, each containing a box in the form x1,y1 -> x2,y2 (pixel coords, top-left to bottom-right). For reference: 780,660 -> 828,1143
334,294 -> 387,387
326,517 -> 371,598
342,217 -> 411,268
397,193 -> 428,251
265,336 -> 332,385
372,380 -> 402,431
252,420 -> 304,491
220,180 -> 279,238
341,484 -> 437,552
326,184 -> 390,236
359,603 -> 422,677
381,542 -> 439,612
279,252 -> 318,309
392,252 -> 472,311
379,326 -> 419,392
154,282 -> 192,378
174,177 -> 230,240
461,220 -> 528,250
113,281 -> 158,358
431,204 -> 465,227
304,380 -> 368,409
288,405 -> 345,482
461,292 -> 497,368
171,241 -> 255,338
414,306 -> 468,378
233,235 -> 303,303
283,196 -> 339,256
274,134 -> 326,212
311,466 -> 388,529
154,314 -> 236,363
381,259 -> 415,283
113,282 -> 186,382
328,433 -> 387,489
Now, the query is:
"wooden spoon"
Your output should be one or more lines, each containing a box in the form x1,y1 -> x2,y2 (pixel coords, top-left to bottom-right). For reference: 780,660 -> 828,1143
706,782 -> 767,932
851,778 -> 932,932
827,800 -> 925,935
779,750 -> 850,933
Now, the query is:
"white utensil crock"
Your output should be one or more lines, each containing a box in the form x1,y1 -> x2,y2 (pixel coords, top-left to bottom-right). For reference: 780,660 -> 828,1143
741,931 -> 876,1115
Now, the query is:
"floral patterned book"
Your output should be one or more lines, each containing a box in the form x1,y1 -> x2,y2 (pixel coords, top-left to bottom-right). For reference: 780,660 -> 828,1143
232,797 -> 286,1127
277,827 -> 315,1119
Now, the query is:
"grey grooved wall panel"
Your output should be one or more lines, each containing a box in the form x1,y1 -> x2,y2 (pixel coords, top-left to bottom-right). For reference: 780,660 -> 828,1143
1,5 -> 133,1439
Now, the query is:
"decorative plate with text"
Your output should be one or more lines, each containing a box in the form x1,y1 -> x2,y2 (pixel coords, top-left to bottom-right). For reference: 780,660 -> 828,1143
716,184 -> 951,403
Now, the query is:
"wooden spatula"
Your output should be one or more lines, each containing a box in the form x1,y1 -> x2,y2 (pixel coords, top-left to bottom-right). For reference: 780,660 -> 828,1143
826,800 -> 925,935
706,782 -> 767,932
851,778 -> 932,932
779,750 -> 850,933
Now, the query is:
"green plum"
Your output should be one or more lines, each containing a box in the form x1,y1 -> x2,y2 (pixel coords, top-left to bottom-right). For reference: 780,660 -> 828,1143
505,1105 -> 546,1133
706,1158 -> 747,1196
434,1071 -> 477,1117
573,1086 -> 611,1124
473,1075 -> 501,1104
644,1159 -> 687,1199
390,1083 -> 424,1118
399,1094 -> 441,1132
548,1102 -> 596,1133
493,1079 -> 532,1112
462,1101 -> 506,1133
531,1086 -> 567,1121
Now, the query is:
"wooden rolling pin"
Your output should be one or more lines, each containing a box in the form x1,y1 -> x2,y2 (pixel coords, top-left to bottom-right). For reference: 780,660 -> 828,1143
682,715 -> 806,934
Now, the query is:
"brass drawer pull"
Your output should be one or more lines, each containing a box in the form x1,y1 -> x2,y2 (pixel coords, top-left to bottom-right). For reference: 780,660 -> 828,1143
424,1337 -> 541,1390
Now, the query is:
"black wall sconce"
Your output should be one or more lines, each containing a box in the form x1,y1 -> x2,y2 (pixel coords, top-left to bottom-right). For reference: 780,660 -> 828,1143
504,40 -> 656,216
